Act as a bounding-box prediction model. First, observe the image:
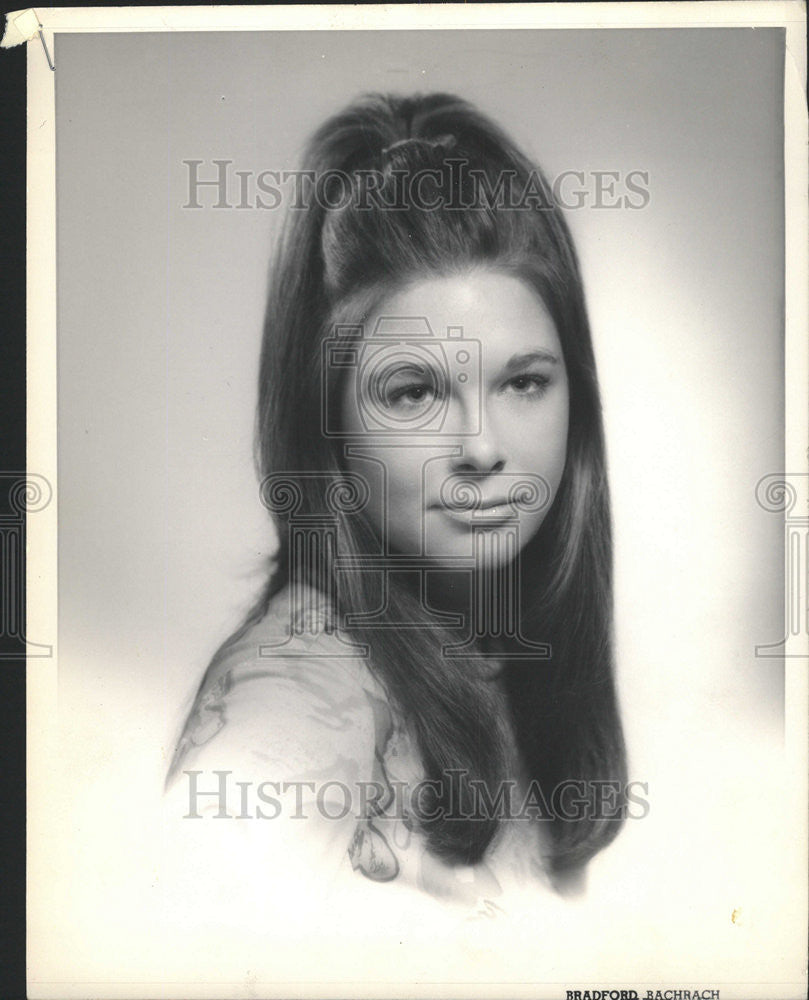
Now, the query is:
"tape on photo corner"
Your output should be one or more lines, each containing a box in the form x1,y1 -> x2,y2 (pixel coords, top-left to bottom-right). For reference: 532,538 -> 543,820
2,8 -> 54,70
1,8 -> 40,47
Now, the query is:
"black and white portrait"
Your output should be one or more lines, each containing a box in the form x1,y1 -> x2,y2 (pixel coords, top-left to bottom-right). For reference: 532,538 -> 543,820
22,5 -> 806,998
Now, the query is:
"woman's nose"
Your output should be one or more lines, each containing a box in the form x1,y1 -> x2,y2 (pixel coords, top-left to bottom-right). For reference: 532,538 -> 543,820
450,415 -> 506,475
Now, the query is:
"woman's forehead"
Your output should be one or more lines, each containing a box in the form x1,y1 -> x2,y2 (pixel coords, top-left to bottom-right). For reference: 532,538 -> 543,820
360,271 -> 562,361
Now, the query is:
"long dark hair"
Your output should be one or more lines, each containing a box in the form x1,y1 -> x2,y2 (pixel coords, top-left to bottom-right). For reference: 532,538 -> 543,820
224,93 -> 625,879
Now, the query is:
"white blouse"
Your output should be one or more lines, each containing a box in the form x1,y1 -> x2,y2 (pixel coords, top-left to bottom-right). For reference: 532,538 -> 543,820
164,582 -> 551,920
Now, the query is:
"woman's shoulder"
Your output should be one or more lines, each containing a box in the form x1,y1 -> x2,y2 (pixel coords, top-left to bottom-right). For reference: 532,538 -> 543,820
210,580 -> 381,688
166,582 -> 390,788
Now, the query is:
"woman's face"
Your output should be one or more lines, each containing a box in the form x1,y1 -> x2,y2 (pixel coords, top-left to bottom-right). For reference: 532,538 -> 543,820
337,270 -> 569,568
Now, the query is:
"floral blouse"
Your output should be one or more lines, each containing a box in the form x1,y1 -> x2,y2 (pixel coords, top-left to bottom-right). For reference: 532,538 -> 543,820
165,583 -> 550,918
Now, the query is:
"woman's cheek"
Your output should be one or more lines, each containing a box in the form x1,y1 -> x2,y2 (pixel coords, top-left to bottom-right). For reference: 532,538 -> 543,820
516,408 -> 568,487
370,448 -> 424,548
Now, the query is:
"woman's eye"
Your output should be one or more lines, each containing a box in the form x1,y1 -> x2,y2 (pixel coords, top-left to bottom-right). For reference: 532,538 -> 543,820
387,384 -> 435,407
505,374 -> 550,396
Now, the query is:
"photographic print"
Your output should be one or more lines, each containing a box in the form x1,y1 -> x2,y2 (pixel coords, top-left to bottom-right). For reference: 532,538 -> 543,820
20,4 -> 807,998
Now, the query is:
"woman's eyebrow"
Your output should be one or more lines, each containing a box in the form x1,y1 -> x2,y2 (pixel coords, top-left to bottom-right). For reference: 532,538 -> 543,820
377,360 -> 433,378
502,349 -> 560,372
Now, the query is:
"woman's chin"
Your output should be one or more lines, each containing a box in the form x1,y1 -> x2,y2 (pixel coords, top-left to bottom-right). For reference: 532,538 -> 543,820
419,519 -> 534,570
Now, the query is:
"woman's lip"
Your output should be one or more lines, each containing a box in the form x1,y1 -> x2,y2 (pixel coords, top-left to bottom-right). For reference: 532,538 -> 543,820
431,502 -> 518,522
432,500 -> 511,512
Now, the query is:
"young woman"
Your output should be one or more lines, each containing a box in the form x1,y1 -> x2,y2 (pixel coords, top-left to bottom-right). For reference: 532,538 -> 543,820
166,92 -> 627,914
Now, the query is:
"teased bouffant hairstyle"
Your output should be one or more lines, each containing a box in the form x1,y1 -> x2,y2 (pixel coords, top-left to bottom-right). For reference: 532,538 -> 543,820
241,93 -> 625,880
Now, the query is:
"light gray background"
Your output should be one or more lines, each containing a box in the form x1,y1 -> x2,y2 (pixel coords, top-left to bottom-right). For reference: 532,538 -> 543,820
47,27 -> 793,992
